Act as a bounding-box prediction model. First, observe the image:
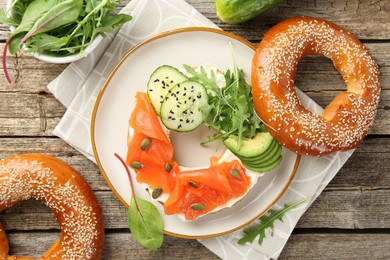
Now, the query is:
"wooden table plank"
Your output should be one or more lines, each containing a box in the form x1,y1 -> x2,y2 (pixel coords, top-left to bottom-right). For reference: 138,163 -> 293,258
1,187 -> 389,230
3,231 -> 389,259
1,0 -> 390,41
185,0 -> 390,40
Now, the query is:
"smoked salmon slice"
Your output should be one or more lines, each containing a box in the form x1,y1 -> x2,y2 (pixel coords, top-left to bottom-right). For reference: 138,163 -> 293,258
130,92 -> 170,143
163,160 -> 250,220
127,91 -> 252,221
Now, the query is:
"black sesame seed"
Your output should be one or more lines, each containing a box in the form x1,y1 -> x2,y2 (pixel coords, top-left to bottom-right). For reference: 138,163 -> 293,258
154,79 -> 159,83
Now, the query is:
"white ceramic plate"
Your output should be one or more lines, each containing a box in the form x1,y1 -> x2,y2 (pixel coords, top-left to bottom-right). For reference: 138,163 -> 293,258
91,28 -> 300,239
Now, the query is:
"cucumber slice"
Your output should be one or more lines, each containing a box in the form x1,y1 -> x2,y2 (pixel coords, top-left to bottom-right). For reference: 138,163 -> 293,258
160,81 -> 208,132
224,132 -> 273,157
147,65 -> 188,115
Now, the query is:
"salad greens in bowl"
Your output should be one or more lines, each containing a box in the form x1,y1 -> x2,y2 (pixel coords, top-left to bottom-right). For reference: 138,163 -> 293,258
1,0 -> 132,82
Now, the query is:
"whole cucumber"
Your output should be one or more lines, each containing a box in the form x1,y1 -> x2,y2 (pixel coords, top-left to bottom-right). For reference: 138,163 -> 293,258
214,0 -> 284,24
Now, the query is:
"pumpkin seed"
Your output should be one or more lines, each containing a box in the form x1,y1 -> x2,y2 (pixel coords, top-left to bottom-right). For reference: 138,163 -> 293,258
230,168 -> 241,178
130,161 -> 143,169
165,162 -> 172,172
140,137 -> 151,150
188,181 -> 198,188
190,203 -> 205,211
152,187 -> 163,199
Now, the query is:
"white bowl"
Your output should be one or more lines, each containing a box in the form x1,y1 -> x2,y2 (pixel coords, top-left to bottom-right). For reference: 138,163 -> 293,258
30,35 -> 103,64
6,0 -> 103,63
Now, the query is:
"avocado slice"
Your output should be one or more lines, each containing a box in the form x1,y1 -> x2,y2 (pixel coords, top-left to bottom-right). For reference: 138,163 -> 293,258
243,155 -> 283,173
239,140 -> 279,163
224,132 -> 273,158
242,144 -> 282,169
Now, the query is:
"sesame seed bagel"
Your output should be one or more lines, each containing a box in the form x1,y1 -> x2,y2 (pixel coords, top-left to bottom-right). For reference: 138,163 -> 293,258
252,17 -> 381,156
0,154 -> 104,259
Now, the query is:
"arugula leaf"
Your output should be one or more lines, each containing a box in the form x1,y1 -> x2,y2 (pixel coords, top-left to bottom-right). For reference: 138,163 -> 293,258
238,197 -> 311,245
114,153 -> 164,251
0,8 -> 18,26
184,48 -> 262,148
24,33 -> 68,53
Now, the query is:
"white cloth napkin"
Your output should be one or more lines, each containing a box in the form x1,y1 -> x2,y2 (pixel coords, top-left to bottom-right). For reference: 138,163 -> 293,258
48,0 -> 354,259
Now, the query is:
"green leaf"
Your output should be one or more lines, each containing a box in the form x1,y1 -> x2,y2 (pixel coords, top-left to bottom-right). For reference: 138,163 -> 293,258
21,0 -> 83,43
238,197 -> 311,245
128,195 -> 164,250
24,33 -> 68,53
101,13 -> 133,28
11,0 -> 57,37
8,33 -> 23,54
114,153 -> 164,251
0,8 -> 19,26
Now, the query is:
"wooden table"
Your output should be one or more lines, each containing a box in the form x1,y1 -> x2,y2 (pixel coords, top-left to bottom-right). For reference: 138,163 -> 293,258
0,0 -> 389,258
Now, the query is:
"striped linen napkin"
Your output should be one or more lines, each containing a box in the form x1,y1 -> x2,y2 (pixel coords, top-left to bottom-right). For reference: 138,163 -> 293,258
47,0 -> 353,258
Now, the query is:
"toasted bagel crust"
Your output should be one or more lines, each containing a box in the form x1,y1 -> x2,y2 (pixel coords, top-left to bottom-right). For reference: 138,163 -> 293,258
252,17 -> 381,156
0,154 -> 104,259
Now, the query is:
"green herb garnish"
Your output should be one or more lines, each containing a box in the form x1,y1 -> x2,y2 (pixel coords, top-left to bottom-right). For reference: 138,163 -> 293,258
0,0 -> 132,83
183,45 -> 263,148
238,196 -> 311,245
114,153 -> 164,251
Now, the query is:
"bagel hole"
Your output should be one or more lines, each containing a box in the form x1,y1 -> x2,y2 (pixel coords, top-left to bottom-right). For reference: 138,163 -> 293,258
0,199 -> 60,257
294,55 -> 346,113
170,125 -> 223,168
